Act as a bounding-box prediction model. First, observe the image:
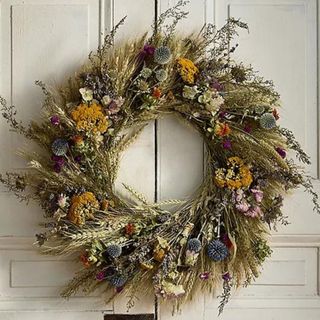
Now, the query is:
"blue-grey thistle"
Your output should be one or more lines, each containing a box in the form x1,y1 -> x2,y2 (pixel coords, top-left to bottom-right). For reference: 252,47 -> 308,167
187,238 -> 202,253
51,138 -> 68,156
105,244 -> 122,258
207,240 -> 228,261
154,46 -> 171,65
260,113 -> 276,129
109,274 -> 127,287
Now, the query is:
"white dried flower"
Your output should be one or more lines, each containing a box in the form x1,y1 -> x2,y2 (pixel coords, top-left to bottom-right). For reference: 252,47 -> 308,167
182,85 -> 198,100
206,95 -> 225,112
101,95 -> 111,106
155,69 -> 168,82
79,87 -> 93,102
57,193 -> 68,208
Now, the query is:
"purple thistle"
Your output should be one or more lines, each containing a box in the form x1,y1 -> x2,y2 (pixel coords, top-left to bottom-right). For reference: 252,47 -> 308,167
50,115 -> 60,126
222,139 -> 232,150
276,147 -> 286,159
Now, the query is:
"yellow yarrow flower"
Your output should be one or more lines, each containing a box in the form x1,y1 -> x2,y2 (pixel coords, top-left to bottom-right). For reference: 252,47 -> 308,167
71,102 -> 108,134
68,192 -> 99,226
214,157 -> 253,190
177,58 -> 199,84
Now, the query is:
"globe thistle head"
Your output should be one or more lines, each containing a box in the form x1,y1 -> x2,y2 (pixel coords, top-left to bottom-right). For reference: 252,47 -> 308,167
207,239 -> 229,261
105,244 -> 122,258
260,113 -> 276,129
155,69 -> 168,82
52,138 -> 68,156
254,105 -> 266,115
187,238 -> 202,253
109,273 -> 127,287
140,67 -> 152,79
154,46 -> 171,65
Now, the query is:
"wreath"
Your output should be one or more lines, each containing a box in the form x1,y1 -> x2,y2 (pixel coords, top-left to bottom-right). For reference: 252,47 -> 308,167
0,2 -> 319,314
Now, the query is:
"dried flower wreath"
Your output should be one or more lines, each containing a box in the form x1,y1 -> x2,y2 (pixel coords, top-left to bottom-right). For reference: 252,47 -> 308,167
0,1 -> 319,314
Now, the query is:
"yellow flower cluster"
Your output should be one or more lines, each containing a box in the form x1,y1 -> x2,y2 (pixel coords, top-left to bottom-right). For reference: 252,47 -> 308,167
71,102 -> 108,134
68,192 -> 99,225
177,58 -> 198,84
215,156 -> 253,190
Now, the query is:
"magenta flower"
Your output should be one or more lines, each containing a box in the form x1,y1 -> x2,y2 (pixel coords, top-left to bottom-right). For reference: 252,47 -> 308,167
143,44 -> 155,55
244,124 -> 252,133
53,163 -> 62,173
52,155 -> 65,172
276,147 -> 286,159
199,272 -> 210,280
96,271 -> 106,281
115,286 -> 124,293
50,115 -> 60,126
74,155 -> 82,163
51,155 -> 65,167
222,272 -> 231,281
219,111 -> 227,119
138,44 -> 156,62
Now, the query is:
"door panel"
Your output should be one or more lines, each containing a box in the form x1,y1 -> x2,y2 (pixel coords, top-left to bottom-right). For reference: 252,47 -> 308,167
0,0 -> 319,319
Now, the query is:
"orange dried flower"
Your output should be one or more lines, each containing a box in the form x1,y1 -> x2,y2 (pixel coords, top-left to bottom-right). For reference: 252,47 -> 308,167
72,135 -> 84,147
101,199 -> 109,211
124,223 -> 135,236
153,247 -> 166,262
80,253 -> 90,268
152,87 -> 162,99
215,122 -> 231,136
272,108 -> 280,120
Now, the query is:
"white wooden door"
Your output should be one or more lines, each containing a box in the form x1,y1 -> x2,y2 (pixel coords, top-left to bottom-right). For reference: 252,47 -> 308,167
0,0 -> 319,319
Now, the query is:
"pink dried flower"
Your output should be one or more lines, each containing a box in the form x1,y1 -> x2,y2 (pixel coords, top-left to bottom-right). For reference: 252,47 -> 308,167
251,188 -> 264,203
236,201 -> 250,213
245,206 -> 262,218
